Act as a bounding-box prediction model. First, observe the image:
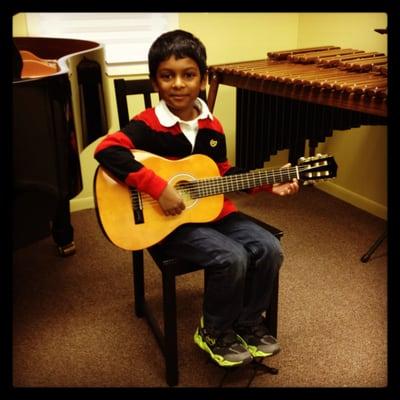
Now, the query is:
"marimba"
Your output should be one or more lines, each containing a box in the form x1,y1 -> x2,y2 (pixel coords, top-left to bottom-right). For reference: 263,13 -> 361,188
207,45 -> 387,168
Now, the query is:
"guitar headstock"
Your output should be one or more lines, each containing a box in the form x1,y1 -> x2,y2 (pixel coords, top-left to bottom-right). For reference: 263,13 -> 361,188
297,154 -> 338,185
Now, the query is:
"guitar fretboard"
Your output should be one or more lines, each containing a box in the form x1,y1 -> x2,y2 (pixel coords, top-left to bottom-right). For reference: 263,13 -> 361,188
177,166 -> 302,199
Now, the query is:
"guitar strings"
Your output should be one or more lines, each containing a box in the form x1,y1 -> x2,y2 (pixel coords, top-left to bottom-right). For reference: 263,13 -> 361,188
128,164 -> 320,209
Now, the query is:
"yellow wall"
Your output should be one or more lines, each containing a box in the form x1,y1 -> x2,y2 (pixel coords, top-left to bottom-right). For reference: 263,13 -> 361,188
12,13 -> 28,35
13,12 -> 387,219
297,13 -> 387,218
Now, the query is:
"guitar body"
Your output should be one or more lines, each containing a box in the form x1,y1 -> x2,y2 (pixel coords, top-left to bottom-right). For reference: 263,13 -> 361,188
94,150 -> 224,250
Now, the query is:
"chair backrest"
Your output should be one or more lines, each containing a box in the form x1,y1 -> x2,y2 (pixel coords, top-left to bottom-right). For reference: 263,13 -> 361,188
113,77 -> 207,128
114,78 -> 157,128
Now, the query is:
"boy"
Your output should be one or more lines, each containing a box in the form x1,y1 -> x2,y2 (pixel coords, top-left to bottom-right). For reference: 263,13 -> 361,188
95,30 -> 299,367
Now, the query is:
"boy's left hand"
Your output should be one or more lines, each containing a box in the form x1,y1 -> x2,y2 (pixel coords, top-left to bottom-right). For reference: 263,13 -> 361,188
271,163 -> 299,196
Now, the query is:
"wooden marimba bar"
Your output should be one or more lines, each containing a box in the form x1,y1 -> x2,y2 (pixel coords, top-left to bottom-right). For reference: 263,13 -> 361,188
207,46 -> 387,168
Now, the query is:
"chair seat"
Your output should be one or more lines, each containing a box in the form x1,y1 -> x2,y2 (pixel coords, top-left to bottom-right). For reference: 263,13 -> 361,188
148,244 -> 204,275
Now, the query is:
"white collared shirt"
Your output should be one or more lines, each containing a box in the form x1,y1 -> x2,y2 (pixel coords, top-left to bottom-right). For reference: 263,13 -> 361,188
155,97 -> 213,151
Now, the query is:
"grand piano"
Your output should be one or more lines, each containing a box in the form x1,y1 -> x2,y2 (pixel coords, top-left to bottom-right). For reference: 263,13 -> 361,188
13,37 -> 106,256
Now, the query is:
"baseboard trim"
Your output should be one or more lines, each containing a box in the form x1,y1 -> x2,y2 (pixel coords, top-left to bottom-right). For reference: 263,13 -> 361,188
316,181 -> 387,220
70,196 -> 94,212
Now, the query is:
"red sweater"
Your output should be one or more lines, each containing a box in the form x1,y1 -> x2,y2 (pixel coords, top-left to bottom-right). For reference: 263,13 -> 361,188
95,106 -> 244,220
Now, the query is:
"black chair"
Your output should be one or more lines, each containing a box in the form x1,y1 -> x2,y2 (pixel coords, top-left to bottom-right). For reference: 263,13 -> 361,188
109,78 -> 283,386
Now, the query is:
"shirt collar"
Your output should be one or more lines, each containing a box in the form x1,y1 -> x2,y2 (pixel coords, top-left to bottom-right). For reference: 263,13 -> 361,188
155,97 -> 213,128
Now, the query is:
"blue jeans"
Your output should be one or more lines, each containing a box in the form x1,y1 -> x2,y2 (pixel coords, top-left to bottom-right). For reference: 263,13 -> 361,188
159,212 -> 283,335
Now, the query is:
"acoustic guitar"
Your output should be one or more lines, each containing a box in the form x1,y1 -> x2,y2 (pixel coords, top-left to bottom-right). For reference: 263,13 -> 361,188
94,150 -> 337,250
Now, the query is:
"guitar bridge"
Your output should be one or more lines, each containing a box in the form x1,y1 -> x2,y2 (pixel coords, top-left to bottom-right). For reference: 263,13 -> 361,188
130,187 -> 144,224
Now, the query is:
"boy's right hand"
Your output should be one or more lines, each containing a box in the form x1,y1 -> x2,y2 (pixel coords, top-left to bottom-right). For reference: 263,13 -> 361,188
158,184 -> 186,216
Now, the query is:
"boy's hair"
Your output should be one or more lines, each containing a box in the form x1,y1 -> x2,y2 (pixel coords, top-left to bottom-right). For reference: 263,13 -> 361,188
148,29 -> 207,80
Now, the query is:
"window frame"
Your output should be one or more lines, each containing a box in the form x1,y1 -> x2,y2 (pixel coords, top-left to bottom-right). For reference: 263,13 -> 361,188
24,12 -> 179,76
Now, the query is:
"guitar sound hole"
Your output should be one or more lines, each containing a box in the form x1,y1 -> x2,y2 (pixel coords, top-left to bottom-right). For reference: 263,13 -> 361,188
174,180 -> 198,209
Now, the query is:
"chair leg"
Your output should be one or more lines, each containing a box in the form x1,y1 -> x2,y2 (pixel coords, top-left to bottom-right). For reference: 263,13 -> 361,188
162,269 -> 179,386
265,271 -> 279,338
132,250 -> 145,317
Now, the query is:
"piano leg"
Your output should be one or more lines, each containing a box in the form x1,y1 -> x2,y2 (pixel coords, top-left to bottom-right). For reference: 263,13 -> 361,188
51,198 -> 76,257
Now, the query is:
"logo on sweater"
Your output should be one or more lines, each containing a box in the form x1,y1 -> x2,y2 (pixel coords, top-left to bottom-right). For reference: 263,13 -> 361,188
209,139 -> 218,148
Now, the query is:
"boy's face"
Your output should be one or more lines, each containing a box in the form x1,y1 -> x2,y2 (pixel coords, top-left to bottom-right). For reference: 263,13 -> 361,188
152,56 -> 207,121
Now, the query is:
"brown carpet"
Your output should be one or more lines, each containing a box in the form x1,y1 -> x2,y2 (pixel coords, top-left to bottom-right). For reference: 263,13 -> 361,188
12,186 -> 388,389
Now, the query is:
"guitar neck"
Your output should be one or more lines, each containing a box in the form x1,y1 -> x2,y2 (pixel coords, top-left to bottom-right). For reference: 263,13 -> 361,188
184,166 -> 300,199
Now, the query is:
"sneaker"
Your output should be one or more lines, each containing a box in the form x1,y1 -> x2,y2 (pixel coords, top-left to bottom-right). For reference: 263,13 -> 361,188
235,322 -> 281,358
194,317 -> 253,367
